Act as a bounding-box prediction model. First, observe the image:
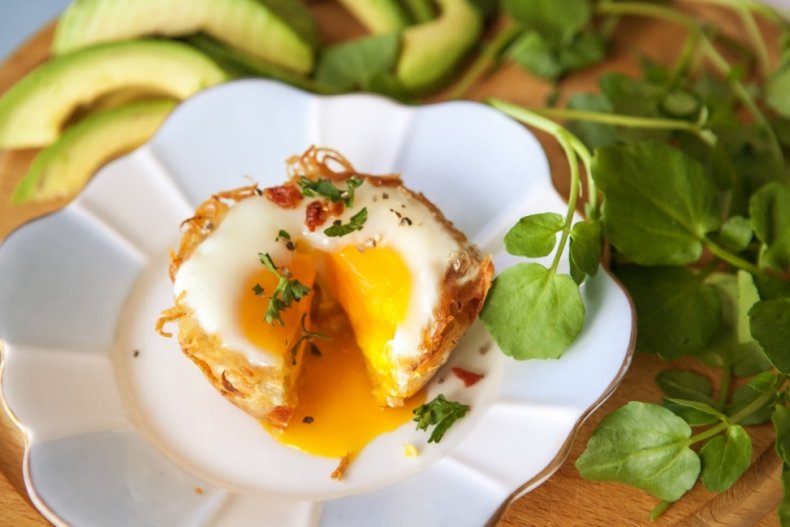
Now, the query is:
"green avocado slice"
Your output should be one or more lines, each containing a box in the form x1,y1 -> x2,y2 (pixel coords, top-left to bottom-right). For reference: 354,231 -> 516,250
338,0 -> 411,33
53,0 -> 318,74
0,40 -> 226,149
11,99 -> 178,204
396,0 -> 483,94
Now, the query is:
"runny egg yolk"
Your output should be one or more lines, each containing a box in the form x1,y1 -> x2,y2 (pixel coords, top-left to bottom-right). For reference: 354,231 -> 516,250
240,246 -> 425,460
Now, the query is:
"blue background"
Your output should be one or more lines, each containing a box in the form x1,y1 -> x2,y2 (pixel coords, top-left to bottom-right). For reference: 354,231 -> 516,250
0,1 -> 71,60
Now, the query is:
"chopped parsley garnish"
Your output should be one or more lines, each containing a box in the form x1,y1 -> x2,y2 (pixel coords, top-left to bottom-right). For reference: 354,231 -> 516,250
298,176 -> 363,207
257,252 -> 311,326
413,394 -> 470,443
324,207 -> 368,237
276,229 -> 291,241
288,313 -> 330,365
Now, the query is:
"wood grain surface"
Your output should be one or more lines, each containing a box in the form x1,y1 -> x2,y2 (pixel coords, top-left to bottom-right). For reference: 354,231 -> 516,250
0,2 -> 783,526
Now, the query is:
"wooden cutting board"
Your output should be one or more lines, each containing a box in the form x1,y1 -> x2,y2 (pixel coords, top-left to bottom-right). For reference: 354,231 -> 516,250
0,2 -> 783,525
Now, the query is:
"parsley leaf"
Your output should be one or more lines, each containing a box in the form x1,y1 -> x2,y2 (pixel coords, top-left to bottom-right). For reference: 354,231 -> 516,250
257,252 -> 311,326
413,394 -> 470,443
297,176 -> 364,207
576,401 -> 700,502
276,229 -> 291,241
324,207 -> 368,237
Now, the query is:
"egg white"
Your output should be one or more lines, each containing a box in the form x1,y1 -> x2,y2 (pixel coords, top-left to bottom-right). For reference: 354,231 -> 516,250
173,182 -> 464,370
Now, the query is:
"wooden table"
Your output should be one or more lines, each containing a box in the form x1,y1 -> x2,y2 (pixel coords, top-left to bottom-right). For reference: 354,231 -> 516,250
0,3 -> 783,525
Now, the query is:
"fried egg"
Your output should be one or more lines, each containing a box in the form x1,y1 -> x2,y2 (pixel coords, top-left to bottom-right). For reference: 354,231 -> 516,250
158,147 -> 492,468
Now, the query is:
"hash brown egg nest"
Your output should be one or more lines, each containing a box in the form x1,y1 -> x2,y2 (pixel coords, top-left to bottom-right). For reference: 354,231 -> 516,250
157,147 -> 493,428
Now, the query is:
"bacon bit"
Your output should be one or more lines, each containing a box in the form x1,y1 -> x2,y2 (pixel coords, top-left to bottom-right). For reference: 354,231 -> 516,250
264,183 -> 303,208
330,200 -> 345,217
195,487 -> 204,495
479,342 -> 492,355
452,367 -> 484,387
331,454 -> 351,480
305,200 -> 328,231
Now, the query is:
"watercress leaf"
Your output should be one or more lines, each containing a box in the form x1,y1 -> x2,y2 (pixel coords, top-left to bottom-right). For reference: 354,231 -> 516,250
363,72 -> 411,101
749,298 -> 790,374
737,271 -> 760,345
734,271 -> 772,376
717,216 -> 753,253
616,266 -> 721,359
749,182 -> 790,273
576,401 -> 700,501
665,397 -> 727,422
756,274 -> 790,300
700,272 -> 769,374
659,88 -> 702,121
592,141 -> 721,265
504,212 -> 564,257
569,220 -> 602,284
480,263 -> 584,360
315,33 -> 400,91
780,465 -> 790,527
598,73 -> 668,142
566,93 -> 618,150
700,425 -> 752,492
663,400 -> 718,427
502,0 -> 591,45
766,65 -> 790,119
774,404 -> 790,464
656,370 -> 714,402
508,31 -> 562,81
557,30 -> 606,74
726,371 -> 780,425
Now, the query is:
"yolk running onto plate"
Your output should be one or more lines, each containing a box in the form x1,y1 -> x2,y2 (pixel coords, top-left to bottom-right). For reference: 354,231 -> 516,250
244,246 -> 424,459
266,303 -> 424,459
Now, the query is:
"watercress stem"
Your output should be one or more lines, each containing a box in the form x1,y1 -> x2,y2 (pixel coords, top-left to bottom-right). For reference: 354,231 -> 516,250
449,23 -> 522,100
567,135 -> 598,216
667,28 -> 702,89
529,106 -> 717,146
551,133 -> 581,273
596,1 -> 697,30
735,6 -> 771,79
688,380 -> 781,444
649,500 -> 673,521
717,358 -> 732,411
703,238 -> 765,277
678,0 -> 788,28
699,36 -> 783,162
486,99 -> 582,272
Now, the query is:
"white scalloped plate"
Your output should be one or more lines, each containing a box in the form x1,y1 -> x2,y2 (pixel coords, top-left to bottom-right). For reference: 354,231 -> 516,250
0,80 -> 634,527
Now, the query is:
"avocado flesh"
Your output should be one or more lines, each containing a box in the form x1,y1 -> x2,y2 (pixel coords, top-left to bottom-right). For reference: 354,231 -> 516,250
12,100 -> 177,204
0,40 -> 226,149
338,0 -> 410,33
396,0 -> 483,93
53,0 -> 317,74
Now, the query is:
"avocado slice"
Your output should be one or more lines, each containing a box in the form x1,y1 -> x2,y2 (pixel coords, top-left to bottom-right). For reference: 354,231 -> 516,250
12,99 -> 177,204
0,40 -> 226,149
337,0 -> 410,33
53,0 -> 318,74
396,0 -> 483,93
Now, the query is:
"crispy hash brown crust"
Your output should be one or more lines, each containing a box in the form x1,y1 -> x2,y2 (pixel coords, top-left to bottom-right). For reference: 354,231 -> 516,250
374,185 -> 494,406
157,184 -> 297,427
157,146 -> 493,424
